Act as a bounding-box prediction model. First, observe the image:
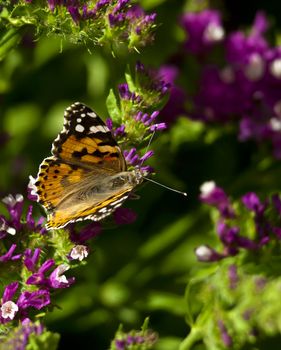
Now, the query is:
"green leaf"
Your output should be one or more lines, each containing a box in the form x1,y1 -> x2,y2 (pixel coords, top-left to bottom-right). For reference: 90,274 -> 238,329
106,89 -> 121,123
125,66 -> 136,92
0,28 -> 21,61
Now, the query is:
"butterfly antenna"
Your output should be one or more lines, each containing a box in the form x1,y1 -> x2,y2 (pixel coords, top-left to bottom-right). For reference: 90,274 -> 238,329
144,129 -> 156,155
143,176 -> 187,197
139,130 -> 187,197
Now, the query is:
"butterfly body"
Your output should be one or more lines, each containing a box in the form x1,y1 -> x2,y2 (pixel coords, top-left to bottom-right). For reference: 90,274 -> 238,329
34,102 -> 144,230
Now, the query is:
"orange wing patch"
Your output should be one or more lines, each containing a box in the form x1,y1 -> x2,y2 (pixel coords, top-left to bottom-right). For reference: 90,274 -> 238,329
35,157 -> 89,211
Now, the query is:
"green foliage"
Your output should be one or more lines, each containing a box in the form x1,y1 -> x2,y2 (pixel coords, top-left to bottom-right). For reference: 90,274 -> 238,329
180,258 -> 281,350
2,0 -> 281,349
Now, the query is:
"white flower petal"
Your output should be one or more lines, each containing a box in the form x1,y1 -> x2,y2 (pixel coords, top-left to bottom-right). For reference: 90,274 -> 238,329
1,301 -> 19,320
195,245 -> 213,261
200,181 -> 216,196
7,227 -> 16,235
70,245 -> 89,261
204,23 -> 224,42
270,58 -> 281,78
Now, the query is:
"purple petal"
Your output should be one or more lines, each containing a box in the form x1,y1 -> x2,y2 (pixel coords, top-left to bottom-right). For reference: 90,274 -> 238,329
218,320 -> 232,347
38,259 -> 55,274
140,150 -> 154,162
106,118 -> 113,130
2,282 -> 19,303
17,290 -> 51,310
113,207 -> 137,225
150,123 -> 167,131
0,244 -> 17,262
242,192 -> 263,212
26,273 -> 46,286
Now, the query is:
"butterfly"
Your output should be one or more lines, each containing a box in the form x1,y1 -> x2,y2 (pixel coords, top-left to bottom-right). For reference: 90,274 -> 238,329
34,102 -> 144,230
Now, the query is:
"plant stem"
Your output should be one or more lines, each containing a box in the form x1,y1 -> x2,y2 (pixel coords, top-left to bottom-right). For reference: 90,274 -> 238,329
0,27 -> 21,60
179,327 -> 203,350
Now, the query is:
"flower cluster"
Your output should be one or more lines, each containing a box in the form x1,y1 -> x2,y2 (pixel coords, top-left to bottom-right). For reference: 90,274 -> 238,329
106,62 -> 170,173
195,181 -> 281,262
179,10 -> 281,158
180,9 -> 225,55
5,0 -> 156,51
0,193 -> 92,327
110,318 -> 157,350
0,319 -> 60,350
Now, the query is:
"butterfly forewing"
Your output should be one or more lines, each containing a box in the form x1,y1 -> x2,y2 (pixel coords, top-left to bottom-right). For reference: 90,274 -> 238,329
52,102 -> 126,171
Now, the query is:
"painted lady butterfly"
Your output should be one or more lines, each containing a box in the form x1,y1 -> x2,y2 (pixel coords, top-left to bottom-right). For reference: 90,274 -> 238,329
34,102 -> 144,230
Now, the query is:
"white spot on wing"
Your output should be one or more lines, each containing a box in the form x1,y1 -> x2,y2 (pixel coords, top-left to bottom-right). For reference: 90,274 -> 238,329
90,126 -> 99,133
88,112 -> 97,118
75,124 -> 85,132
89,125 -> 109,133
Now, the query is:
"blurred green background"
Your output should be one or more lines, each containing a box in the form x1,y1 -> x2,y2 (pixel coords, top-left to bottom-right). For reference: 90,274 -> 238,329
2,0 -> 281,349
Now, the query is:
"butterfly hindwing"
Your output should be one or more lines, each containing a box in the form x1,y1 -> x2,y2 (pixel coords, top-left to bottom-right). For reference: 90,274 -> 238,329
46,188 -> 132,229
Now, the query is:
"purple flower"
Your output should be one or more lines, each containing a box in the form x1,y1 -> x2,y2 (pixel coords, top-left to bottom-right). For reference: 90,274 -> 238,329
114,330 -> 157,349
17,290 -> 51,310
11,320 -> 44,349
123,148 -> 154,173
0,244 -> 22,262
106,118 -> 113,130
69,221 -> 102,244
2,282 -> 19,303
113,207 -> 137,225
158,65 -> 187,124
225,12 -> 269,66
26,259 -> 55,287
25,205 -> 46,234
1,193 -> 45,234
24,248 -> 41,272
2,194 -> 24,230
113,124 -> 126,137
135,61 -> 170,97
217,220 -> 259,251
242,192 -> 264,214
49,264 -> 75,289
181,9 -> 224,55
195,245 -> 224,262
134,111 -> 165,132
118,83 -> 134,100
68,6 -> 82,23
217,221 -> 240,245
218,320 -> 232,347
115,339 -> 126,350
199,181 -> 235,218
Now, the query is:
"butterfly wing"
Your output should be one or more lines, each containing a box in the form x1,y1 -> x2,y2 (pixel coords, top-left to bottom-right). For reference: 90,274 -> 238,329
35,102 -> 132,229
51,102 -> 126,171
